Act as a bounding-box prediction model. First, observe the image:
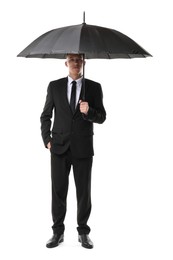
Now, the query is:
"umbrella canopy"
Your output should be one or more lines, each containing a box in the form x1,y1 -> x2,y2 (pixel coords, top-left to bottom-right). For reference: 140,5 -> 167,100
17,22 -> 152,59
17,14 -> 152,100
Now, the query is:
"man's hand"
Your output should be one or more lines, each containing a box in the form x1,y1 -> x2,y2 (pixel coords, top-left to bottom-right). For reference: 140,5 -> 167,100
79,100 -> 89,115
47,142 -> 51,150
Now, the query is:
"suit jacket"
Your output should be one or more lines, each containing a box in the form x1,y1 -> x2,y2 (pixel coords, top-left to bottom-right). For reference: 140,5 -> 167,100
40,77 -> 106,158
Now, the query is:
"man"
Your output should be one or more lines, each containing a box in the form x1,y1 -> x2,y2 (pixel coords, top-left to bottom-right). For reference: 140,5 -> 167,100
40,53 -> 106,249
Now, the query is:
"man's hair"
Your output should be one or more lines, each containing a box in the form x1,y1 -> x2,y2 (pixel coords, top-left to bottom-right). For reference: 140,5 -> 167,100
66,53 -> 84,58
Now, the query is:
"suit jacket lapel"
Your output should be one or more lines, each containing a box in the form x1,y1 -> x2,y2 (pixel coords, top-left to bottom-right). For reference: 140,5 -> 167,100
73,79 -> 86,116
60,77 -> 73,115
80,81 -> 85,101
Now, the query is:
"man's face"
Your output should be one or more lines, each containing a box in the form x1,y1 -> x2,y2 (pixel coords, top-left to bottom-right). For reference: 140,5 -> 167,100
65,54 -> 85,77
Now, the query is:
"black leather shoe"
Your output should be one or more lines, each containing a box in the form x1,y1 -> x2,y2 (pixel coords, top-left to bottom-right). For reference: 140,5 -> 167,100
46,234 -> 64,248
78,234 -> 94,249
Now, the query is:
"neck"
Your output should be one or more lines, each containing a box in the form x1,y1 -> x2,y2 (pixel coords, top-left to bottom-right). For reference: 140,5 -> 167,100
69,73 -> 82,80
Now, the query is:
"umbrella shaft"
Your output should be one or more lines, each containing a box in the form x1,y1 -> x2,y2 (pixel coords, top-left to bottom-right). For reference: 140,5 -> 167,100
82,53 -> 85,101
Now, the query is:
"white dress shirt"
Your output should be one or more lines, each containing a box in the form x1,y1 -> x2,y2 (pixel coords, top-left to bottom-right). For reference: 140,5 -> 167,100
67,76 -> 83,108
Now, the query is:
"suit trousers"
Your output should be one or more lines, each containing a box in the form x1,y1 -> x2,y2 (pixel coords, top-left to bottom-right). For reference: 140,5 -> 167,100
50,149 -> 93,235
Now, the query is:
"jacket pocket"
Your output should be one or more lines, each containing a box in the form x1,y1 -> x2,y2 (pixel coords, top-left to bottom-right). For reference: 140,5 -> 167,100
52,131 -> 64,145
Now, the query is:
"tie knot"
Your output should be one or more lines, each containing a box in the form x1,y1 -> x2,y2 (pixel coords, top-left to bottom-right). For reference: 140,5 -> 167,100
72,80 -> 76,86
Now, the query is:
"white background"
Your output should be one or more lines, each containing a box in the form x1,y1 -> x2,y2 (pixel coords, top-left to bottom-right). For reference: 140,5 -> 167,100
0,0 -> 173,259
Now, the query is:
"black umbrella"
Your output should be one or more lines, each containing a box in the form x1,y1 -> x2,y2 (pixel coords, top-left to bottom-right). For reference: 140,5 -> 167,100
17,12 -> 152,98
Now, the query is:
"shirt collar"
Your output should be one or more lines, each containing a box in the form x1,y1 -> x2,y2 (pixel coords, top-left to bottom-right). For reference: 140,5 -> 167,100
68,76 -> 83,85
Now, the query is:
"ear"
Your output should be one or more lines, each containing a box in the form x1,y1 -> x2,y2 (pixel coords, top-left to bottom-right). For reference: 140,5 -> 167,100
65,61 -> 68,67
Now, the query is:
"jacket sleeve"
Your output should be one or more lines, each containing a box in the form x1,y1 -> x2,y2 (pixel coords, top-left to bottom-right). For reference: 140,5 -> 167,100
83,84 -> 106,124
40,83 -> 54,148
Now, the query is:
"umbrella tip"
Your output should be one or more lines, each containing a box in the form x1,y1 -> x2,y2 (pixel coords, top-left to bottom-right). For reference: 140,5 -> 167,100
83,11 -> 86,24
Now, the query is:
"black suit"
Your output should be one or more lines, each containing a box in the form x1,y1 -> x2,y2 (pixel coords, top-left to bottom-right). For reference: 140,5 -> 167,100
41,77 -> 106,235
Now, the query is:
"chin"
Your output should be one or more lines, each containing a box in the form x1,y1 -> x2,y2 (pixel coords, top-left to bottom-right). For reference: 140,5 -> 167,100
73,70 -> 81,74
